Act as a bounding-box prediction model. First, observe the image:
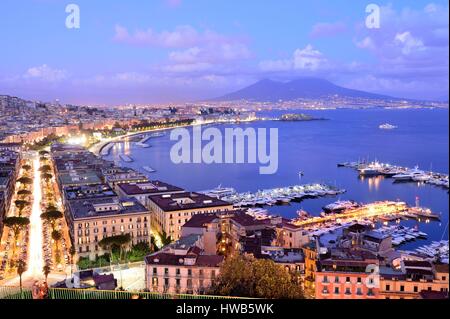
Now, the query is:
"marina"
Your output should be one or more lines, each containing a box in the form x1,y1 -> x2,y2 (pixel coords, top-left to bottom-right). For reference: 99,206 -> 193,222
219,183 -> 346,208
338,161 -> 449,189
372,225 -> 428,246
407,241 -> 449,263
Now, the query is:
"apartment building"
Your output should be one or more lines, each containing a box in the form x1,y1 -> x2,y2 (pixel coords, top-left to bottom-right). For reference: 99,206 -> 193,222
67,196 -> 150,260
379,261 -> 449,299
145,235 -> 224,295
147,192 -> 233,241
116,181 -> 184,206
315,249 -> 380,299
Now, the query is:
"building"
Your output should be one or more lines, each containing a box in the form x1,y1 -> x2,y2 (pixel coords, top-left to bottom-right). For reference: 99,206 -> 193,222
116,181 -> 184,206
315,249 -> 380,299
145,235 -> 224,294
0,150 -> 21,221
147,192 -> 233,241
67,196 -> 150,260
379,261 -> 449,299
181,211 -> 310,257
103,167 -> 149,191
0,143 -> 22,152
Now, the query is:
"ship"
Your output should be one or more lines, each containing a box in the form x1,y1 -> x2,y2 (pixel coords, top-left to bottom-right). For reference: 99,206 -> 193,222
379,123 -> 398,130
323,200 -> 360,214
143,166 -> 156,173
200,186 -> 237,199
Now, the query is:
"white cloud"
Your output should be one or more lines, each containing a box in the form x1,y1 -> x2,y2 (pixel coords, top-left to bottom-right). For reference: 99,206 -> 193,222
293,45 -> 327,70
23,64 -> 67,82
394,31 -> 425,55
259,45 -> 328,72
113,24 -> 241,49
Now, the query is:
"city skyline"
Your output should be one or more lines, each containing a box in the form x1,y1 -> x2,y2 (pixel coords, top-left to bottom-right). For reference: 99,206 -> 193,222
0,0 -> 449,105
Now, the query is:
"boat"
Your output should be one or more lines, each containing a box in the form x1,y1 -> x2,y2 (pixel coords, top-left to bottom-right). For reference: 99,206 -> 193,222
136,142 -> 151,148
143,166 -> 156,173
359,167 -> 381,176
323,200 -> 360,214
412,174 -> 432,182
379,123 -> 398,130
393,166 -> 425,181
201,186 -> 237,199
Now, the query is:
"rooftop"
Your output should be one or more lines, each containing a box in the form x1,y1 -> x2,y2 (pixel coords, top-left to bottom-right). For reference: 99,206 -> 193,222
117,181 -> 184,196
59,170 -> 102,186
145,248 -> 224,268
148,192 -> 232,212
68,196 -> 148,220
64,184 -> 116,201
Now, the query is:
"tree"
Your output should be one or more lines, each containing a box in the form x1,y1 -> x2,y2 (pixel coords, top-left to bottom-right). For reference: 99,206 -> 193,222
15,200 -> 30,216
159,231 -> 172,247
39,165 -> 52,173
16,259 -> 27,293
17,176 -> 33,185
43,264 -> 51,283
17,189 -> 32,199
40,210 -> 63,231
99,234 -> 132,266
3,217 -> 30,254
52,230 -> 63,263
209,255 -> 304,299
69,246 -> 76,277
41,172 -> 53,184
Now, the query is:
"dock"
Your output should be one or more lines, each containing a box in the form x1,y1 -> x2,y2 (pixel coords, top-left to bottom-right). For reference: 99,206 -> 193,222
119,154 -> 133,163
338,161 -> 449,189
221,184 -> 345,208
100,143 -> 114,157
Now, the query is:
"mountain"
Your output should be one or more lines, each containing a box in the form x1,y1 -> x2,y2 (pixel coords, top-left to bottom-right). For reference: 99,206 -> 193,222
214,78 -> 396,102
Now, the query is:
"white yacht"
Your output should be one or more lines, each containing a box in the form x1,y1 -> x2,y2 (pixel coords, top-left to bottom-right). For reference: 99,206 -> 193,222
143,166 -> 156,173
323,200 -> 359,214
379,123 -> 398,130
393,166 -> 425,181
200,186 -> 237,199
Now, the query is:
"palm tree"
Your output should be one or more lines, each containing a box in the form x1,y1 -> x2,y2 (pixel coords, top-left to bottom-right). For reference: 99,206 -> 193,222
43,264 -> 51,283
16,259 -> 27,294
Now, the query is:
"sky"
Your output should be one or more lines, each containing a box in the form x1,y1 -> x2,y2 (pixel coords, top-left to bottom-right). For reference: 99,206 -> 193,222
0,0 -> 448,105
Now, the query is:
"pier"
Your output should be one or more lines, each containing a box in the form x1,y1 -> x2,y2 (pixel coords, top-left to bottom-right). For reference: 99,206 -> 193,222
221,183 -> 345,207
291,201 -> 439,228
338,161 -> 449,189
100,143 -> 115,157
119,154 -> 133,163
